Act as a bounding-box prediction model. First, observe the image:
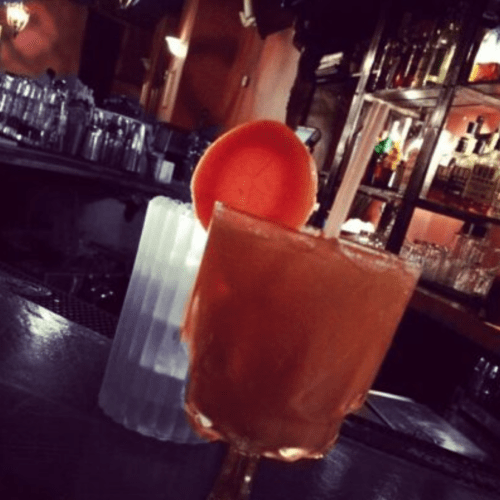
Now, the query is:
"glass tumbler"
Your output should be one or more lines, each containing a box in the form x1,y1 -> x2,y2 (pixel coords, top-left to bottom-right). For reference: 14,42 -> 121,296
182,203 -> 421,499
98,196 -> 207,443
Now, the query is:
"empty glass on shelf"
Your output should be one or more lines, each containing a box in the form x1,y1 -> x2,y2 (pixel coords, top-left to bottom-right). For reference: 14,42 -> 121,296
401,237 -> 500,298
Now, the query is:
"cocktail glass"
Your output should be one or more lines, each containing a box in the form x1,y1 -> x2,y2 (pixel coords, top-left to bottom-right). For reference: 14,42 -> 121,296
182,202 -> 421,499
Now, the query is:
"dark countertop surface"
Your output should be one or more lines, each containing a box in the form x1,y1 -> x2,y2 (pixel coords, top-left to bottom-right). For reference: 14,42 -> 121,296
411,287 -> 500,356
1,284 -> 500,500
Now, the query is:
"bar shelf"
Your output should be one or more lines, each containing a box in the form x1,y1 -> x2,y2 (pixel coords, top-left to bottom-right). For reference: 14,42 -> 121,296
367,85 -> 500,113
0,142 -> 192,202
357,184 -> 403,203
370,87 -> 442,110
451,85 -> 500,109
415,198 -> 500,227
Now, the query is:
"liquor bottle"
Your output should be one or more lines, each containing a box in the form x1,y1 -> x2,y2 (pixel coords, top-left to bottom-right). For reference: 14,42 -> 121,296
375,40 -> 401,91
391,159 -> 406,192
0,75 -> 16,131
367,40 -> 394,92
463,116 -> 484,155
387,12 -> 414,89
485,275 -> 500,326
45,81 -> 68,153
469,26 -> 500,83
489,135 -> 500,164
391,42 -> 412,89
23,82 -> 44,145
410,20 -> 439,88
424,8 -> 460,86
392,122 -> 424,192
462,137 -> 500,214
394,19 -> 436,89
363,118 -> 404,187
486,136 -> 500,215
428,137 -> 467,202
3,78 -> 28,140
374,13 -> 414,91
401,43 -> 425,88
372,140 -> 401,188
362,132 -> 393,185
446,139 -> 486,205
485,128 -> 499,154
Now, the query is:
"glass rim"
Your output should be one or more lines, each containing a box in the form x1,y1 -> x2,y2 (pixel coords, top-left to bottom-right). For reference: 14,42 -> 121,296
210,201 -> 422,278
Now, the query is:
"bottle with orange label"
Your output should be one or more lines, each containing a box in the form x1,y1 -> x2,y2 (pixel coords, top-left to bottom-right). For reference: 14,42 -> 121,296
372,142 -> 401,189
469,26 -> 500,83
362,132 -> 393,186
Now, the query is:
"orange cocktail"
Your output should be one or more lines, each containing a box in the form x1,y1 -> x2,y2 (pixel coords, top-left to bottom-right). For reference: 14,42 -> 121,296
183,203 -> 420,461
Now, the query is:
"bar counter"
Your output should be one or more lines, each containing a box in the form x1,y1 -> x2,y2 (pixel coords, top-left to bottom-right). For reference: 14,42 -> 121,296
1,281 -> 500,499
0,140 -> 191,202
1,139 -> 500,358
410,287 -> 500,356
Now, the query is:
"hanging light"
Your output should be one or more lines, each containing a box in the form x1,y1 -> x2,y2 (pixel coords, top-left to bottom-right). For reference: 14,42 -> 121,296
6,2 -> 30,35
118,0 -> 140,9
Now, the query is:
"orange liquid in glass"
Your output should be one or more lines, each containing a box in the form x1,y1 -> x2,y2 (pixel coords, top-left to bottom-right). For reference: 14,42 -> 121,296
183,204 -> 420,461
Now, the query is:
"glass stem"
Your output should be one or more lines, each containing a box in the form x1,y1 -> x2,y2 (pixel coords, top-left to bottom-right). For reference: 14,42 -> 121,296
207,446 -> 260,500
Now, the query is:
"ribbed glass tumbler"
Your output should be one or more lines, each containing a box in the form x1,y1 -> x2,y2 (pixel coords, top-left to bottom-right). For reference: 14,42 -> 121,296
98,196 -> 207,443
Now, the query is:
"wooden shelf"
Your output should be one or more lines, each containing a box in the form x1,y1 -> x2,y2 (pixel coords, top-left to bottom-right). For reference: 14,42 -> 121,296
450,85 -> 500,110
0,142 -> 191,202
459,82 -> 500,108
367,85 -> 500,114
415,198 -> 500,227
358,184 -> 403,203
370,87 -> 442,110
410,287 -> 500,356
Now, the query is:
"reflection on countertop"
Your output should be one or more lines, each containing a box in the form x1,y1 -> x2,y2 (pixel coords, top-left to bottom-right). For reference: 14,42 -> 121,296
0,281 -> 500,498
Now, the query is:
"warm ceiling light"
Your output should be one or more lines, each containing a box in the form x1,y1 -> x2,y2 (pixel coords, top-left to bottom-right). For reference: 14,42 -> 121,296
165,36 -> 188,58
6,2 -> 30,35
118,0 -> 140,9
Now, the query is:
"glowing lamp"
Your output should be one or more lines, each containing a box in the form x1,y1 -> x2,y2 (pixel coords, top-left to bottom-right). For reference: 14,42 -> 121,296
6,2 -> 30,35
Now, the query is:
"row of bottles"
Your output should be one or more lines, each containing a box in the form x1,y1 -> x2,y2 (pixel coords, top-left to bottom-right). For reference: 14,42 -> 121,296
0,71 -> 185,182
0,72 -> 86,150
0,70 -> 210,186
363,116 -> 425,193
368,2 -> 500,89
427,116 -> 500,216
0,71 -> 154,178
368,5 -> 466,91
79,109 -> 150,176
76,110 -> 210,183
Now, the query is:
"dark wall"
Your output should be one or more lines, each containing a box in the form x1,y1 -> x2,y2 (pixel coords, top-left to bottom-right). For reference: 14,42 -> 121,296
78,11 -> 125,105
0,164 -> 148,314
374,308 -> 487,413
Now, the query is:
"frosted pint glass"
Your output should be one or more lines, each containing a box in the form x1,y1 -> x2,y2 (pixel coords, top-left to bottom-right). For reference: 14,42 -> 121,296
99,196 -> 207,443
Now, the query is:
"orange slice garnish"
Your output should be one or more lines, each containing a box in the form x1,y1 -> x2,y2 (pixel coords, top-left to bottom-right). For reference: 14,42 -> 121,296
191,120 -> 318,230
